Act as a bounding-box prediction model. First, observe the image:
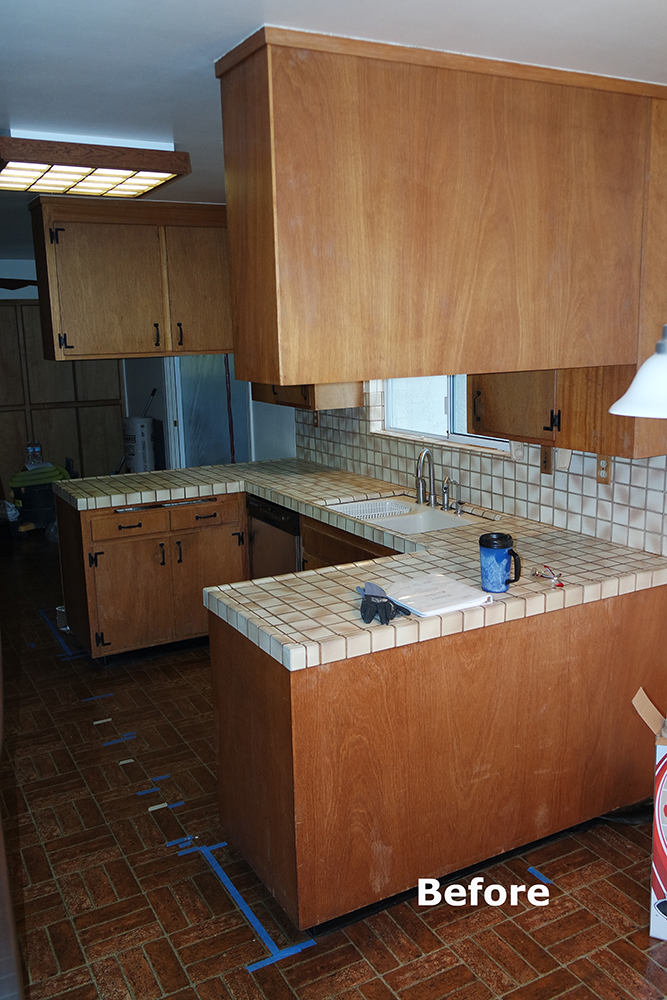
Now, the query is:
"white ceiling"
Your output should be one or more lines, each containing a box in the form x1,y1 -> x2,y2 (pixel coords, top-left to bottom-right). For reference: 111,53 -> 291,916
3,0 -> 667,259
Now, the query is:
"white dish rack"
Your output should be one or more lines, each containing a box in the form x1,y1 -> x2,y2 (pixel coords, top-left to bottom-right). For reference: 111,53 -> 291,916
327,499 -> 412,520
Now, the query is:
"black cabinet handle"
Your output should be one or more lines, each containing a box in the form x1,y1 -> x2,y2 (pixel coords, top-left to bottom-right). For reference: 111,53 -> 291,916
543,409 -> 562,432
195,512 -> 218,521
177,322 -> 183,346
118,521 -> 142,530
176,540 -> 182,563
159,542 -> 165,565
232,531 -> 245,546
58,333 -> 75,350
154,322 -> 160,347
272,385 -> 278,395
473,390 -> 482,422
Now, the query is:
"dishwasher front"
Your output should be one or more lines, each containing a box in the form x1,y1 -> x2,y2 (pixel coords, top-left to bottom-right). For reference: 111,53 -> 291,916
246,495 -> 300,579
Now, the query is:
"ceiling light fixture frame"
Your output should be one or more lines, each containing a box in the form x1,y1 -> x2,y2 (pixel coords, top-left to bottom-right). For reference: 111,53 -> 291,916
0,136 -> 191,198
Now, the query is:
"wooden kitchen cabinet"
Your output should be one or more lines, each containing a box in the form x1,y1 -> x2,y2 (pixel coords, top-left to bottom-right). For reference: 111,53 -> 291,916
31,197 -> 233,361
467,365 -> 666,458
300,516 -> 397,571
251,381 -> 363,411
56,492 -> 247,656
217,29 -> 667,386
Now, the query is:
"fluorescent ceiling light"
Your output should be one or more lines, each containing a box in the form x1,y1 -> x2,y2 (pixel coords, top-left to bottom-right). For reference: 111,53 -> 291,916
10,129 -> 174,151
0,137 -> 190,198
609,325 -> 667,419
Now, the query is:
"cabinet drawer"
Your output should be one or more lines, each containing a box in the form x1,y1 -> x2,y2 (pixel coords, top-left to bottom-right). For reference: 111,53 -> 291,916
169,495 -> 240,530
90,508 -> 169,541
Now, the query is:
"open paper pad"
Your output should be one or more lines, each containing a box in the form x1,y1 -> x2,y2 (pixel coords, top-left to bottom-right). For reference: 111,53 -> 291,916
385,573 -> 492,617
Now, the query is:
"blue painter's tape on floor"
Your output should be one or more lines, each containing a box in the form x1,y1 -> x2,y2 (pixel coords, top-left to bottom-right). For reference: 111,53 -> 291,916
176,840 -> 316,971
151,774 -> 170,782
527,866 -> 554,884
168,801 -> 184,809
102,735 -> 137,746
81,693 -> 114,702
38,608 -> 84,659
137,788 -> 160,796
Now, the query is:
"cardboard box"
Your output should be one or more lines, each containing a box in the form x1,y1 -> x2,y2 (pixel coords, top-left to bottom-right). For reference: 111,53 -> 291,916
632,687 -> 667,939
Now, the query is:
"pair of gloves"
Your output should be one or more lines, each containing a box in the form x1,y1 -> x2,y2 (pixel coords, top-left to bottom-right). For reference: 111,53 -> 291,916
356,582 -> 411,625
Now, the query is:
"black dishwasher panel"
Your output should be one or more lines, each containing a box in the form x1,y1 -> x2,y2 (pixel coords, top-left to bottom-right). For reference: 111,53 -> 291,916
246,495 -> 300,579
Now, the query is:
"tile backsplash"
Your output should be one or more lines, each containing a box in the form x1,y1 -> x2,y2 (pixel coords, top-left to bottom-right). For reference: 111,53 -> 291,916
295,381 -> 667,557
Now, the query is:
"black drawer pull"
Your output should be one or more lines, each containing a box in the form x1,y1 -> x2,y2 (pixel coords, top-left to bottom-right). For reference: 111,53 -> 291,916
154,322 -> 160,347
177,322 -> 184,346
176,540 -> 182,563
195,512 -> 218,521
118,521 -> 142,530
159,542 -> 165,565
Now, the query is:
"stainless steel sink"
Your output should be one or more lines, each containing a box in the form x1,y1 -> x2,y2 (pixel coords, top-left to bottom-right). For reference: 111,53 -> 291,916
327,495 -> 474,534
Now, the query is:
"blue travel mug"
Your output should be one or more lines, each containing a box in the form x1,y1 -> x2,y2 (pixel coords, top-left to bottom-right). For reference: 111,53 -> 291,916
479,532 -> 521,593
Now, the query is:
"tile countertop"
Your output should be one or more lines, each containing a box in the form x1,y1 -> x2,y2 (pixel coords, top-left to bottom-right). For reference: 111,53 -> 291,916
54,459 -> 667,670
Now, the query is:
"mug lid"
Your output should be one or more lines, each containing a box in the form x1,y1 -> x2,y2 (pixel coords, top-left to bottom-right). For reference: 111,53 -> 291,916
479,531 -> 514,549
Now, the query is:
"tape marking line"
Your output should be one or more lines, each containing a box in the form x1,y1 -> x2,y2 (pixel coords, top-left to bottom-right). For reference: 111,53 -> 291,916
81,693 -> 114,702
148,802 -> 169,812
151,774 -> 170,781
119,759 -> 134,765
103,735 -> 136,746
176,840 -> 316,971
528,866 -> 554,884
168,801 -> 184,809
137,788 -> 160,796
93,718 -> 112,725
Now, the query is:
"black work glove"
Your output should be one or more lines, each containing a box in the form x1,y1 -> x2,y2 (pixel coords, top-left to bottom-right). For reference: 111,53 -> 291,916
357,582 -> 411,625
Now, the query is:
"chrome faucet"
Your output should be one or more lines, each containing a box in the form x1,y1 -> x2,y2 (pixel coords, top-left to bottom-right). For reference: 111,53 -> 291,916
442,476 -> 463,515
415,448 -> 437,507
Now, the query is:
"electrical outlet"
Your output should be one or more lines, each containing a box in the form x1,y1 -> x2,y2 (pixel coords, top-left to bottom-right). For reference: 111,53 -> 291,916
540,446 -> 553,475
597,455 -> 611,484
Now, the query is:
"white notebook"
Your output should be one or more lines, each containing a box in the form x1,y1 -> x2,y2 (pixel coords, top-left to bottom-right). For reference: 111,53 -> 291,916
386,573 -> 492,617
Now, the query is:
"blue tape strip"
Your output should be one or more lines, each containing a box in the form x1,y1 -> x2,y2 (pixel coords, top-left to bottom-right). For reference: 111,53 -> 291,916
151,774 -> 170,782
38,608 -> 79,657
527,866 -> 554,884
102,735 -> 136,746
121,731 -> 137,738
246,940 -> 317,972
81,693 -> 114,702
166,837 -> 192,847
137,788 -> 160,796
177,841 -> 317,969
169,801 -> 184,809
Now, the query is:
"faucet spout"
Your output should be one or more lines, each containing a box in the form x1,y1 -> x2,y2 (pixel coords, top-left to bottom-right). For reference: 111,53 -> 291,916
416,448 -> 437,507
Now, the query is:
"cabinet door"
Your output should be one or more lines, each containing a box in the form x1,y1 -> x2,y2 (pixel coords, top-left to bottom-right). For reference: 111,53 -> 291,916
555,367 -> 637,456
165,226 -> 233,353
171,523 -> 246,638
89,537 -> 174,653
252,383 -> 313,408
52,221 -> 167,357
300,516 -> 397,571
467,371 -> 556,443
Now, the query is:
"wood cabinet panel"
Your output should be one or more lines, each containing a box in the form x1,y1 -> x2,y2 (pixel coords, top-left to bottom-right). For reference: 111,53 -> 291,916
0,306 -> 24,406
300,516 -> 397,571
168,494 -> 240,530
90,536 -> 175,653
59,491 -> 248,656
467,371 -> 555,443
251,381 -> 363,411
77,404 -> 123,478
73,359 -> 121,401
31,407 -> 81,473
165,226 -> 233,353
220,36 -> 648,384
172,527 -> 245,637
52,221 -> 166,357
90,507 -> 169,541
22,303 -> 75,403
211,583 -> 667,928
0,411 -> 28,500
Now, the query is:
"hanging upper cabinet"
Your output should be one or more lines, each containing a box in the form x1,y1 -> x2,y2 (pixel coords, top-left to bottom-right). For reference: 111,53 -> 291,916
216,29 -> 667,387
30,197 -> 233,360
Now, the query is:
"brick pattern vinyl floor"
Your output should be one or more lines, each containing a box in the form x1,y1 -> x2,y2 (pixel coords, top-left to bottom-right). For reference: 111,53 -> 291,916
1,530 -> 666,1000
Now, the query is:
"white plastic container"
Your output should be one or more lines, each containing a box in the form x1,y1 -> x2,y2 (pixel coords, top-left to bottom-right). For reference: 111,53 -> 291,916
122,417 -> 155,474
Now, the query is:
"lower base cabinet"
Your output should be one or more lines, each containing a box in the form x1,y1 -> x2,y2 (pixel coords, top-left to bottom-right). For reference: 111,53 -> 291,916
57,492 -> 247,656
300,516 -> 398,571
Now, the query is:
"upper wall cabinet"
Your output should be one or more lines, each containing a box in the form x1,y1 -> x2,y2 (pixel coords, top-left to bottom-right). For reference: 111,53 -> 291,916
216,29 -> 667,387
30,197 -> 233,361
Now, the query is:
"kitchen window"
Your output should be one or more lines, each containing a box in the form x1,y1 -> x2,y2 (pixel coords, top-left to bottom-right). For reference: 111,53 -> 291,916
384,375 -> 510,451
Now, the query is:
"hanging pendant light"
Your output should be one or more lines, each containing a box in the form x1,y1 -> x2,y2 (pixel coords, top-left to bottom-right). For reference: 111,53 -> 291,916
609,325 -> 667,419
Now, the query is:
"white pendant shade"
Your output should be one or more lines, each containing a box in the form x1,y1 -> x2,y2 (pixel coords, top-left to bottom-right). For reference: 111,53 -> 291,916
609,325 -> 667,419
